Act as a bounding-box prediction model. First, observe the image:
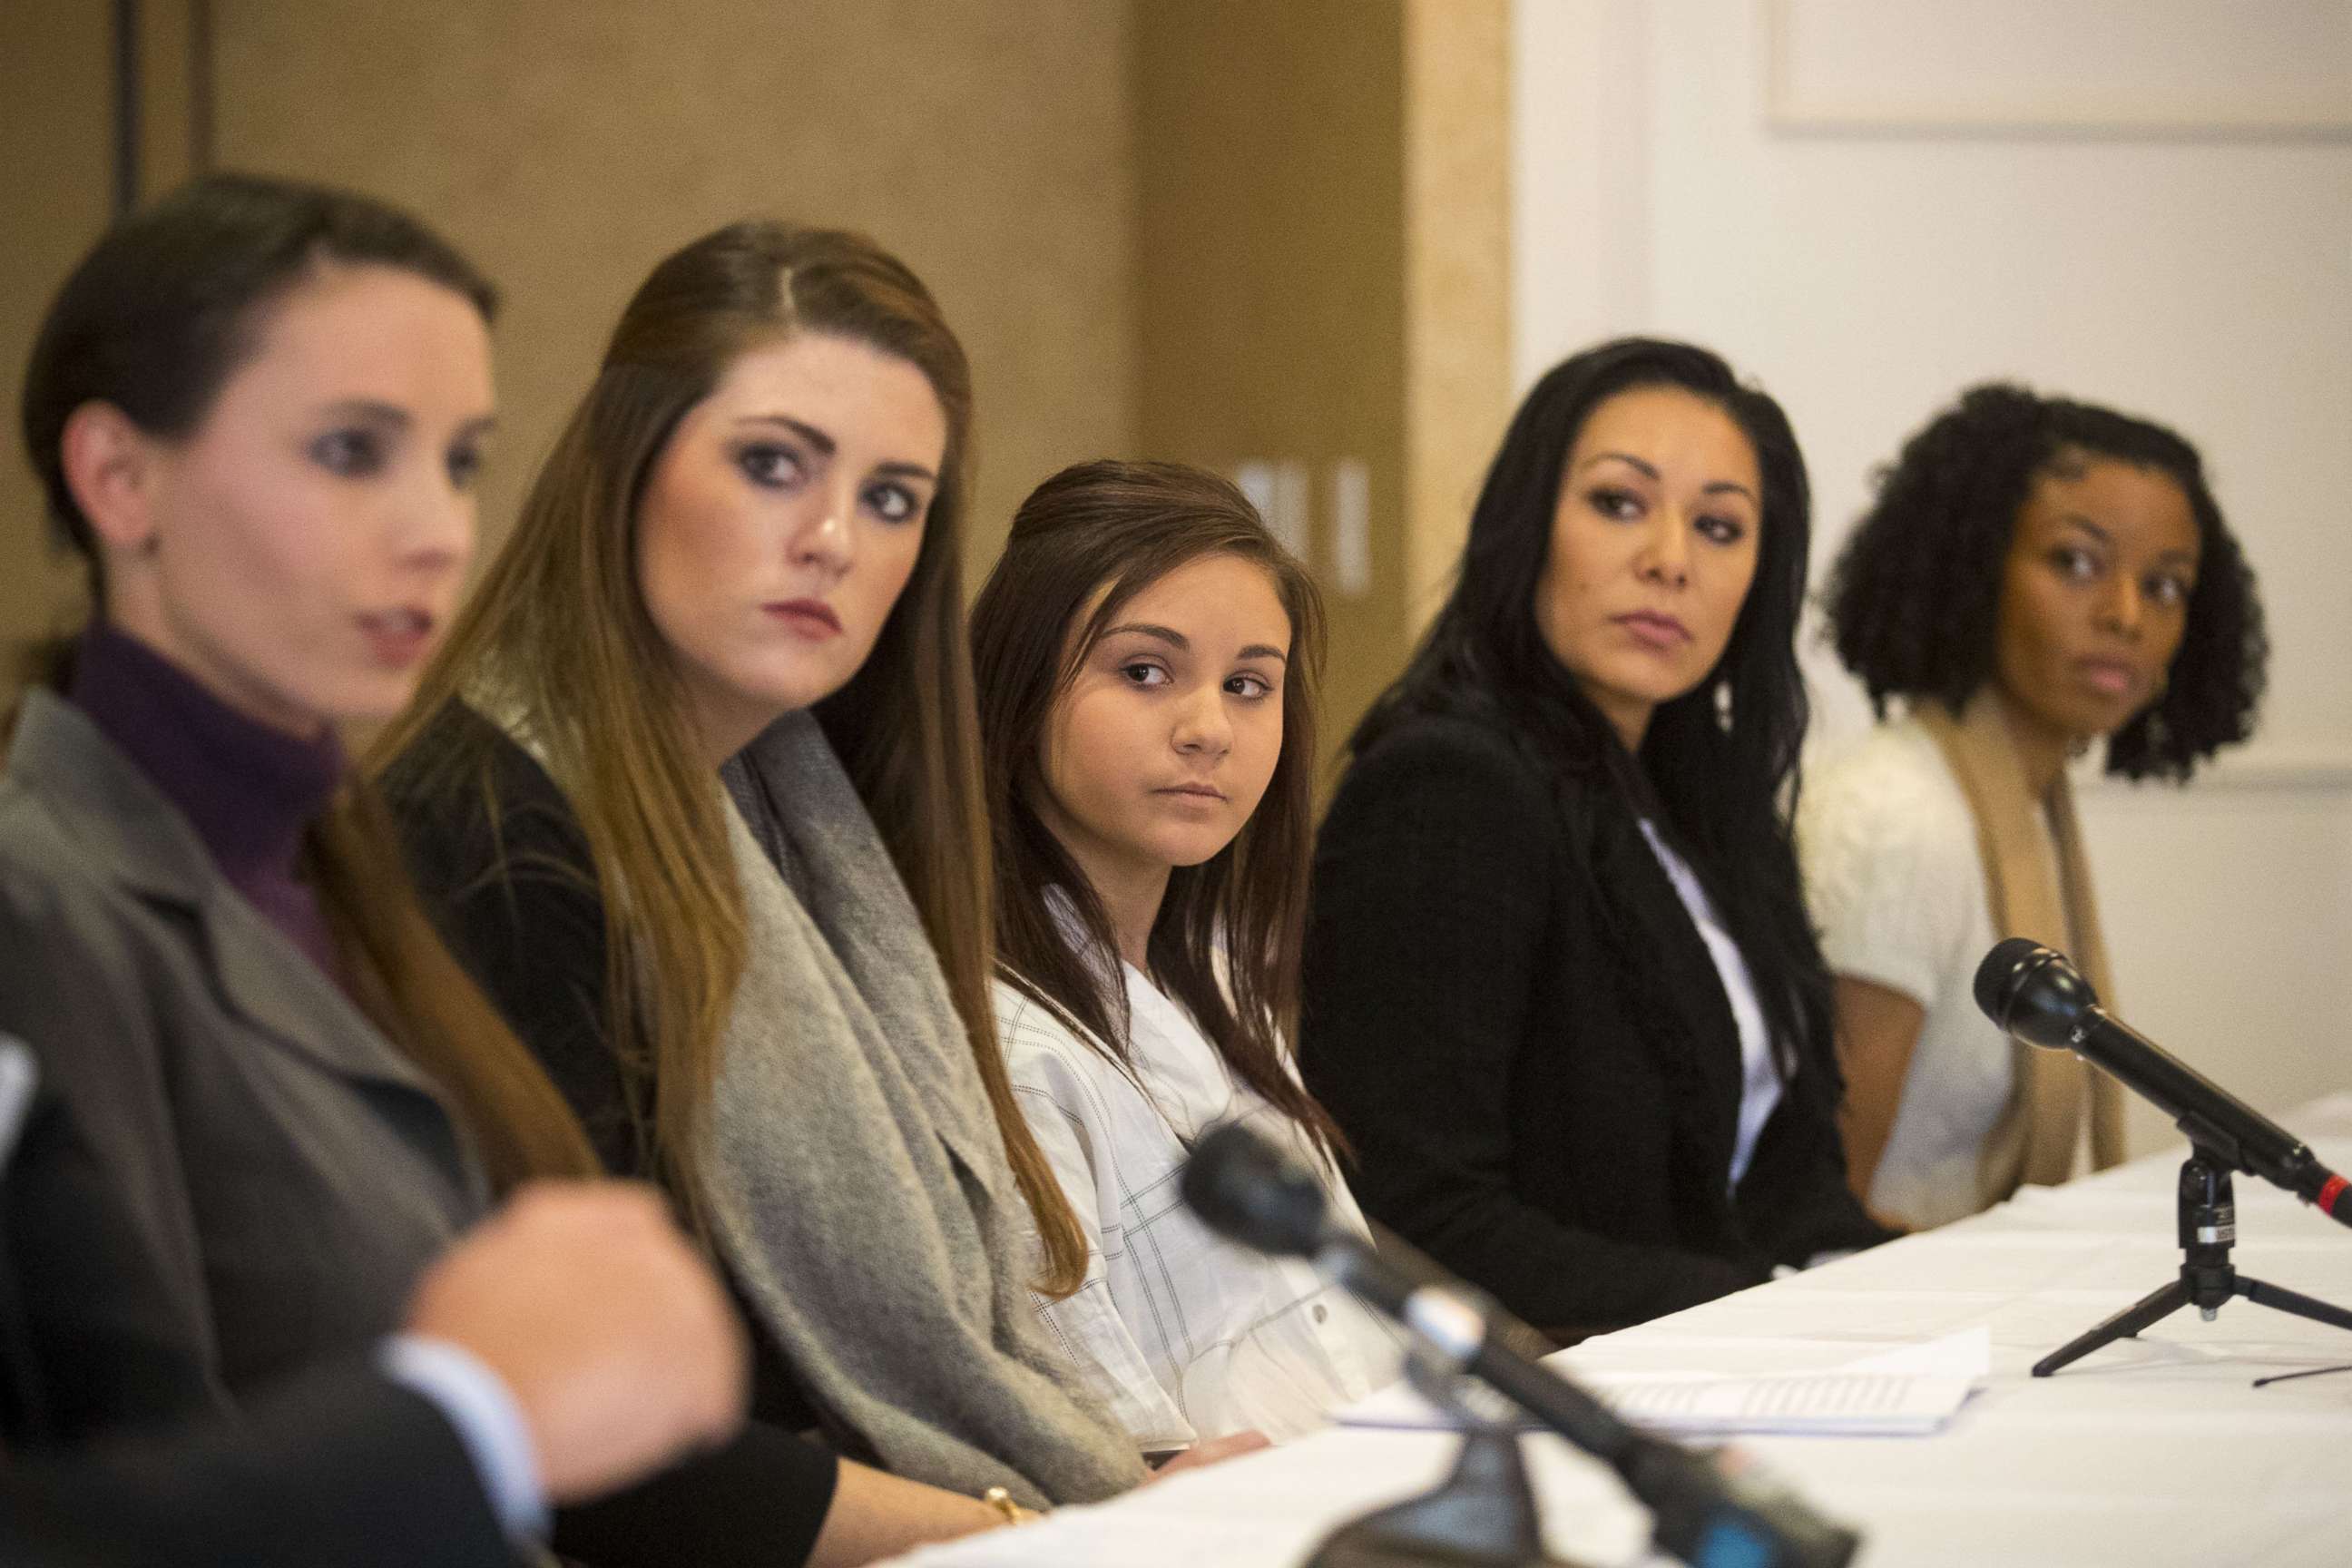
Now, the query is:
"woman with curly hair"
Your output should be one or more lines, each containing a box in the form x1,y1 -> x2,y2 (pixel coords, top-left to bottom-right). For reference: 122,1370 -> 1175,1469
1803,385 -> 2266,1231
1301,338 -> 1888,1344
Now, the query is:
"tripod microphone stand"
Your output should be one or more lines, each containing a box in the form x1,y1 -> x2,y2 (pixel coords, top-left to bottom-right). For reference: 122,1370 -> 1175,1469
1305,1339 -> 1580,1568
1971,939 -> 2352,1379
2035,1146 -> 2352,1377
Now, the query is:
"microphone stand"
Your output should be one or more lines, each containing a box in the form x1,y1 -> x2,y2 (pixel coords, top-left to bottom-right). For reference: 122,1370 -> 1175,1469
1306,1330 -> 1583,1568
0,1039 -> 48,1444
2035,1140 -> 2352,1377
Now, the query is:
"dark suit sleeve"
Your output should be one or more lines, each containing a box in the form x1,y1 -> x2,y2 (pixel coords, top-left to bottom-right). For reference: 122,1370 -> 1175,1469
1301,720 -> 1753,1335
2,1361 -> 513,1568
0,875 -> 218,1445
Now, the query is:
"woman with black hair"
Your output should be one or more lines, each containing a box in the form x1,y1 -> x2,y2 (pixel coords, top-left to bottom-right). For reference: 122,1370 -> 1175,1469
1802,386 -> 2266,1231
1300,338 -> 1886,1344
973,461 -> 1399,1453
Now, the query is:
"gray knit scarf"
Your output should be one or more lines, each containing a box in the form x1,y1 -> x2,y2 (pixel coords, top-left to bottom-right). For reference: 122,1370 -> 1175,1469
709,710 -> 1147,1507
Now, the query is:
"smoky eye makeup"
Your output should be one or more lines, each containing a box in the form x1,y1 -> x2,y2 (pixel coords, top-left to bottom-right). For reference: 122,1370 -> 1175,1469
1584,485 -> 1643,520
309,426 -> 388,478
862,478 -> 927,524
732,440 -> 808,489
446,442 -> 485,491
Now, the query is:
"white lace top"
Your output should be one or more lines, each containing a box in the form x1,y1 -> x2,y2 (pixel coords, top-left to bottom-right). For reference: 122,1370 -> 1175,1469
1798,715 -> 2034,1230
997,965 -> 1402,1452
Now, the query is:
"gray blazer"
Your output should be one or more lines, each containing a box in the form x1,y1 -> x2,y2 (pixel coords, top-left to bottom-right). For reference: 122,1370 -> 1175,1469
0,691 -> 484,1441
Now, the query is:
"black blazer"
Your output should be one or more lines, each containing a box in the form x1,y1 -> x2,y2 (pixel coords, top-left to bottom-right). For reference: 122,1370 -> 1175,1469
2,1361 -> 510,1568
1300,708 -> 1884,1341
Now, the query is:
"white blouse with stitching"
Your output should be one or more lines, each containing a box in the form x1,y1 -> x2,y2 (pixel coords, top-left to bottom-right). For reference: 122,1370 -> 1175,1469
997,965 -> 1402,1452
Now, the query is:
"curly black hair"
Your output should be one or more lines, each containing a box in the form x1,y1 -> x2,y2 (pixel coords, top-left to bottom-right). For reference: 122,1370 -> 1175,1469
1822,384 -> 2266,781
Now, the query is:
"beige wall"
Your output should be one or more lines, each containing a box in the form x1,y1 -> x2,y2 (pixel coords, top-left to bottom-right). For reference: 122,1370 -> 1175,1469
203,0 -> 1139,585
1514,0 -> 2352,1142
5,2 -> 1510,749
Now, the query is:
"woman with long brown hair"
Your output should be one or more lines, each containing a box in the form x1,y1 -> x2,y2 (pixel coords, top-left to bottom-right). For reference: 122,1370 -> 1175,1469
377,220 -> 1147,1511
0,172 -> 868,1567
971,460 -> 1399,1452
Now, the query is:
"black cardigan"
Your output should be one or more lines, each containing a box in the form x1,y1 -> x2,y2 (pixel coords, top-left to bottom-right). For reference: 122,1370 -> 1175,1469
1299,707 -> 1885,1342
381,701 -> 838,1563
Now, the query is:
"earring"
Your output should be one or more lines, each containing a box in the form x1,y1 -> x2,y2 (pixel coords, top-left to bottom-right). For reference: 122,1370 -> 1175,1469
1714,678 -> 1734,734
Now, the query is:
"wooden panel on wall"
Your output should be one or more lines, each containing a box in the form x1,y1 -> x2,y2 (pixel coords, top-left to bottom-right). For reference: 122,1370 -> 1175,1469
1404,0 -> 1511,626
0,1 -> 116,656
1132,0 -> 1411,761
208,0 -> 1139,582
1134,0 -> 1510,760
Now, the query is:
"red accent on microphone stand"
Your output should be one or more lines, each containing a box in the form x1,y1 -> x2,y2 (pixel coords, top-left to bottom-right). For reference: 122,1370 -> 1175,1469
2317,1174 -> 2348,1216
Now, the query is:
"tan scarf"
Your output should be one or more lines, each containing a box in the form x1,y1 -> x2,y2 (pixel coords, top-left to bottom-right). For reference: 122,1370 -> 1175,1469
1916,691 -> 2125,1208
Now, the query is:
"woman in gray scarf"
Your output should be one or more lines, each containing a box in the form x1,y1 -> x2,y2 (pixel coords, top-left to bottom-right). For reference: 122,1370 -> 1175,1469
377,220 -> 1149,1519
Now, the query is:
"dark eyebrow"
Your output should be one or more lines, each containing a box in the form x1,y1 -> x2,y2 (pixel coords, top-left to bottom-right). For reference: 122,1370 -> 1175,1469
735,413 -> 937,485
1579,451 -> 1757,506
736,413 -> 835,456
2055,514 -> 2200,570
317,399 -> 411,427
1102,622 -> 1187,652
1579,451 -> 1659,482
1238,643 -> 1289,663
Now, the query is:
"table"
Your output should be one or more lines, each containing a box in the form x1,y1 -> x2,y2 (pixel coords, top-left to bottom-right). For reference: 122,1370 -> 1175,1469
885,1096 -> 2352,1567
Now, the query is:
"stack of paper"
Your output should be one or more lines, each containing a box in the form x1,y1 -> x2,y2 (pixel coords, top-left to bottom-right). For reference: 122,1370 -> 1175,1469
1335,1328 -> 1989,1439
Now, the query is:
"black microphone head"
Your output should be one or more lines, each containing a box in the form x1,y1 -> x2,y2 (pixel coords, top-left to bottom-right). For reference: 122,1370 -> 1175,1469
1974,938 -> 2100,1050
1181,1120 -> 1331,1258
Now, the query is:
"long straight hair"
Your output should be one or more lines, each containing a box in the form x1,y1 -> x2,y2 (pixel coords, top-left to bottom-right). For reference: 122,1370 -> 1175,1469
16,172 -> 596,1191
971,461 -> 1344,1170
1357,338 -> 1835,1094
376,221 -> 1083,1285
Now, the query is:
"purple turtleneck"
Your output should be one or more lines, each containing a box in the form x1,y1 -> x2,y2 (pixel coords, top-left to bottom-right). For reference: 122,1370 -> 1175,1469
67,622 -> 348,982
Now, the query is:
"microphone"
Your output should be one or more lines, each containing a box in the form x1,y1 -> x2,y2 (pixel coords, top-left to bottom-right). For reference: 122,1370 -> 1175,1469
1973,938 -> 2351,1226
1181,1121 -> 1861,1568
0,1038 -> 34,1167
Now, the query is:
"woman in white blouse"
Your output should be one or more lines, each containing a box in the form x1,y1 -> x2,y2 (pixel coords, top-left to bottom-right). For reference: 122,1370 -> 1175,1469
1804,385 -> 2266,1231
968,460 -> 1401,1455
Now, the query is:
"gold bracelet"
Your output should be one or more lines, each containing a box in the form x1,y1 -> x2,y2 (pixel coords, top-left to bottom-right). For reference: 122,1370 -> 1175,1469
981,1485 -> 1036,1527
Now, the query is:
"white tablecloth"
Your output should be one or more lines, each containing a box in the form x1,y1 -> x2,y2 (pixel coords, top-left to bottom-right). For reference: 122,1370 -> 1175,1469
883,1095 -> 2352,1567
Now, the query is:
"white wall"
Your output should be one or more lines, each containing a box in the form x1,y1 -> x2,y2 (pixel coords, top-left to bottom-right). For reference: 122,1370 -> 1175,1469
1514,0 -> 2352,1152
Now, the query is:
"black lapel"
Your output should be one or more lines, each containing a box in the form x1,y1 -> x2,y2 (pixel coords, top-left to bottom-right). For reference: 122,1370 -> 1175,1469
1574,794 -> 1746,1227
